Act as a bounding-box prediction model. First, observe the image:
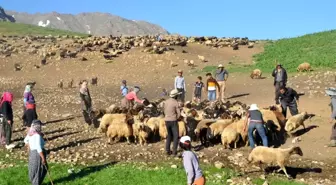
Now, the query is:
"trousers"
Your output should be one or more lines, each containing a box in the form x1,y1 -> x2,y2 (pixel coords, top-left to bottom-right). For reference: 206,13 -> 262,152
165,121 -> 179,154
281,100 -> 299,118
248,122 -> 268,148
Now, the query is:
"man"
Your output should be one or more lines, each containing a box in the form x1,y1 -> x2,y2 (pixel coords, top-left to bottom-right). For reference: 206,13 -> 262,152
174,70 -> 186,102
279,86 -> 299,118
163,89 -> 181,156
214,64 -> 229,102
272,64 -> 288,104
205,73 -> 220,102
325,88 -> 336,147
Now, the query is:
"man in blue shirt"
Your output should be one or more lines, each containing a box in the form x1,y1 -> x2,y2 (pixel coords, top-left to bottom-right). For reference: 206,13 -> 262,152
214,64 -> 229,102
174,70 -> 186,102
120,80 -> 128,97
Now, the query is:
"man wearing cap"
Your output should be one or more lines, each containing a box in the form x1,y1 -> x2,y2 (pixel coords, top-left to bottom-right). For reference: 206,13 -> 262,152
163,89 -> 182,156
272,64 -> 288,104
325,88 -> 336,147
214,64 -> 229,102
174,70 -> 186,102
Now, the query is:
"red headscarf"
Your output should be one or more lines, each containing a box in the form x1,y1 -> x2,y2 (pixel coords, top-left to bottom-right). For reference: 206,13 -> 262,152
0,92 -> 13,106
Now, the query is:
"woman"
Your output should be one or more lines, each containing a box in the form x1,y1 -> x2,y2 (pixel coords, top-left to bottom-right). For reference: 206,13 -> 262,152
121,86 -> 144,109
23,84 -> 36,126
244,104 -> 268,149
0,92 -> 15,150
24,119 -> 47,185
180,136 -> 205,185
79,80 -> 93,125
22,100 -> 38,132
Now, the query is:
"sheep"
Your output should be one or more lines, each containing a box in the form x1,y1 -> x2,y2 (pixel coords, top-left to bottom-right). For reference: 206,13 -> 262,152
297,62 -> 311,72
106,119 -> 133,144
97,113 -> 129,134
208,119 -> 234,137
250,69 -> 262,79
198,55 -> 207,62
225,117 -> 249,146
260,109 -> 282,131
248,146 -> 303,178
285,111 -> 307,133
221,127 -> 239,149
170,61 -> 178,68
144,117 -> 161,134
133,117 -> 151,145
158,118 -> 186,139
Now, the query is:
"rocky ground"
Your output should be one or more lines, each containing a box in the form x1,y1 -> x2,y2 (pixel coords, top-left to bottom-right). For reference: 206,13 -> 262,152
0,35 -> 335,185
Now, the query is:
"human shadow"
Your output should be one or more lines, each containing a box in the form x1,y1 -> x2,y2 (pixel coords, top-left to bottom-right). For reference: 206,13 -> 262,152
291,125 -> 319,137
52,161 -> 118,184
45,131 -> 81,141
227,93 -> 250,99
44,116 -> 78,125
43,128 -> 66,135
13,127 -> 26,133
265,166 -> 322,179
47,137 -> 99,153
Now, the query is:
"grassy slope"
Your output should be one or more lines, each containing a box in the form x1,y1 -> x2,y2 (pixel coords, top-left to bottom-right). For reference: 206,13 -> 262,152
0,21 -> 88,37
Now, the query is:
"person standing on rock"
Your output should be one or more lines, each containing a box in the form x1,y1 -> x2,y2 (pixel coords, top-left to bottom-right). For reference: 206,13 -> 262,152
121,86 -> 144,109
163,89 -> 181,156
214,64 -> 229,102
325,88 -> 336,147
180,136 -> 205,185
174,70 -> 186,103
279,86 -> 299,118
205,73 -> 220,102
244,104 -> 268,149
0,92 -> 15,150
272,64 -> 288,104
24,119 -> 48,185
79,80 -> 93,125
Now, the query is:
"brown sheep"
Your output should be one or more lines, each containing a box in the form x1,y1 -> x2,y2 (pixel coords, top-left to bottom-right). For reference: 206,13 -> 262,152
221,127 -> 240,149
159,119 -> 187,139
106,120 -> 133,144
250,69 -> 262,79
297,62 -> 311,72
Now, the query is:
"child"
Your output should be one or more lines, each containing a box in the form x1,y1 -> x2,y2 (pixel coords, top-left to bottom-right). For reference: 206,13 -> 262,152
161,88 -> 168,97
193,76 -> 204,103
22,100 -> 38,133
120,80 -> 128,97
180,136 -> 205,185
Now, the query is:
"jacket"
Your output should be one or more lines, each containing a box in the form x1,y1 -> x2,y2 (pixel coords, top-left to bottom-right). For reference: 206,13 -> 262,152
272,67 -> 288,85
279,88 -> 299,103
205,77 -> 220,91
163,98 -> 181,121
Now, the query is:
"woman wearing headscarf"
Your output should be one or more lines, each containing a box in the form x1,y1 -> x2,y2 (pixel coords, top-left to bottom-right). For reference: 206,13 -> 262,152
79,80 -> 93,125
23,84 -> 36,125
0,92 -> 15,150
24,119 -> 47,185
121,86 -> 144,109
22,100 -> 38,132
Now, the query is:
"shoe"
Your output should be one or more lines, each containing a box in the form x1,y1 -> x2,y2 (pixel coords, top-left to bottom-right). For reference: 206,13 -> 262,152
5,144 -> 15,150
166,151 -> 172,156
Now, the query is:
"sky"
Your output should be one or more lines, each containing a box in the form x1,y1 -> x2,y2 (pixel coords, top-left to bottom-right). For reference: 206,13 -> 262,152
1,0 -> 336,39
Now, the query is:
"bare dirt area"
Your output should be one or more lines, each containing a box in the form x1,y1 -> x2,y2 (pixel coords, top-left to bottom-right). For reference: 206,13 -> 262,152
0,37 -> 335,185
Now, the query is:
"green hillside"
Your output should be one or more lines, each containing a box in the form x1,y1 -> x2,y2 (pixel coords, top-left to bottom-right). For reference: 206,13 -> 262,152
254,30 -> 336,72
0,21 -> 88,37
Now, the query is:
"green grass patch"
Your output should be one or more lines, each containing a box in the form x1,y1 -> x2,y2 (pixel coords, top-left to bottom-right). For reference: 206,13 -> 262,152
253,30 -> 336,72
0,21 -> 88,37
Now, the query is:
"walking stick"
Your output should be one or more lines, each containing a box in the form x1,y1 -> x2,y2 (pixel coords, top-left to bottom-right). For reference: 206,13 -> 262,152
44,163 -> 54,185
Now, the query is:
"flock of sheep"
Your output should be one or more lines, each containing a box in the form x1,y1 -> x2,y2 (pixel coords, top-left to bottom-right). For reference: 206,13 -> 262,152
93,98 -> 310,178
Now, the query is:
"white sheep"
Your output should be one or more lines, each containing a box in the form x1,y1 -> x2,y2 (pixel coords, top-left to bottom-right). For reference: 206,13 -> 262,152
158,119 -> 186,139
106,119 -> 134,144
285,111 -> 307,132
221,127 -> 239,149
133,121 -> 151,145
208,119 -> 234,137
248,146 -> 303,178
97,113 -> 128,134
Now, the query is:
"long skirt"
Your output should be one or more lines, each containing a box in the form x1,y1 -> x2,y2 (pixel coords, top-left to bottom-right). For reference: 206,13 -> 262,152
29,150 -> 47,185
0,123 -> 5,145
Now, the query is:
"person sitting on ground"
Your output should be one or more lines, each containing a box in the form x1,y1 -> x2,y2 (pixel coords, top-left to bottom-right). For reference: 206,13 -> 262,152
205,73 -> 220,102
279,86 -> 299,118
0,92 -> 15,150
244,104 -> 268,149
120,80 -> 128,97
180,136 -> 205,185
193,76 -> 204,104
79,80 -> 93,125
121,86 -> 144,109
325,88 -> 336,147
22,100 -> 38,133
24,119 -> 48,185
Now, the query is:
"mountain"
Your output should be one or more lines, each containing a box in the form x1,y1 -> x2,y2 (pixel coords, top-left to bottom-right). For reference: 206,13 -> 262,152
1,7 -> 168,36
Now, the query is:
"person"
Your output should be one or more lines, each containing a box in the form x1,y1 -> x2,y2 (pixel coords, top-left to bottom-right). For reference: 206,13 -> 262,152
193,76 -> 204,104
272,64 -> 288,104
0,92 -> 15,150
163,89 -> 181,156
244,104 -> 268,149
121,86 -> 144,109
325,88 -> 336,147
161,88 -> 168,97
22,100 -> 38,132
79,80 -> 93,125
24,119 -> 48,185
180,136 -> 205,185
214,64 -> 229,102
174,70 -> 186,103
205,73 -> 220,102
23,84 -> 36,125
120,80 -> 128,97
279,86 -> 299,118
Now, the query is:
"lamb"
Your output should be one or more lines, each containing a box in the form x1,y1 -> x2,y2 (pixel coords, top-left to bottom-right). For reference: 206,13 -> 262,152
133,117 -> 151,145
97,113 -> 129,134
250,69 -> 262,79
144,116 -> 161,134
225,117 -> 249,146
248,146 -> 303,178
297,62 -> 311,72
285,111 -> 307,133
221,127 -> 240,149
106,119 -> 133,144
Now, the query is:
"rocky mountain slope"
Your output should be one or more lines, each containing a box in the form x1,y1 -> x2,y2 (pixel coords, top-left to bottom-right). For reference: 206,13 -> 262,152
0,6 -> 168,36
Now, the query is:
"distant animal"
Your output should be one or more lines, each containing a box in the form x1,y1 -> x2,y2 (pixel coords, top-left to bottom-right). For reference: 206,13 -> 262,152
41,57 -> 47,65
232,43 -> 239,50
91,77 -> 98,86
57,80 -> 63,89
170,61 -> 178,68
250,69 -> 262,79
198,55 -> 207,62
14,63 -> 22,71
297,62 -> 311,72
66,51 -> 78,58
67,79 -> 74,88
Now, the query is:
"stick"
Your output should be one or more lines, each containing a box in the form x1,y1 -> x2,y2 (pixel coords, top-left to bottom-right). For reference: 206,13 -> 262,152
44,164 -> 54,185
